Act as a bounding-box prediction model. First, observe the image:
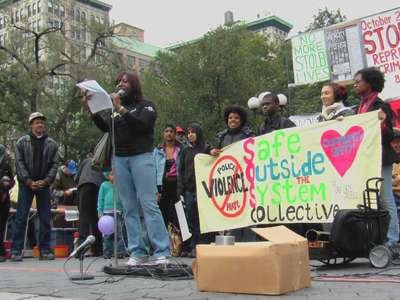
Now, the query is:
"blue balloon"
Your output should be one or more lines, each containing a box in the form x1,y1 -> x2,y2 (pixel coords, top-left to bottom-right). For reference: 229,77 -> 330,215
98,215 -> 114,235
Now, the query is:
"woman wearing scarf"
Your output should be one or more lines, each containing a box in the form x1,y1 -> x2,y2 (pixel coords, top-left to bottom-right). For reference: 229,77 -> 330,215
318,82 -> 354,122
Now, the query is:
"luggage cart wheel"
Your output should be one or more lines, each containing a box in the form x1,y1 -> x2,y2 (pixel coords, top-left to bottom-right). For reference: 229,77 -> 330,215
389,244 -> 400,265
369,245 -> 392,268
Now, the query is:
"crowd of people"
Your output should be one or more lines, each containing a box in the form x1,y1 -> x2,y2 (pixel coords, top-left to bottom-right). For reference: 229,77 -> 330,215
0,66 -> 399,265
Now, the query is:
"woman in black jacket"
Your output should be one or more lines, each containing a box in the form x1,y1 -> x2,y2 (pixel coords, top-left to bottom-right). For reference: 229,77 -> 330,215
354,67 -> 399,246
82,72 -> 170,266
209,106 -> 256,241
209,105 -> 255,156
178,123 -> 209,257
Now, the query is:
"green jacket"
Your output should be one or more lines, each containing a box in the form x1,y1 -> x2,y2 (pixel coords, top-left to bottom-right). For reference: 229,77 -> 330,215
52,166 -> 76,198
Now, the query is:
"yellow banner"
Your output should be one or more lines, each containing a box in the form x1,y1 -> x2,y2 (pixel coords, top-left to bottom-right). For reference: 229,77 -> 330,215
195,112 -> 382,233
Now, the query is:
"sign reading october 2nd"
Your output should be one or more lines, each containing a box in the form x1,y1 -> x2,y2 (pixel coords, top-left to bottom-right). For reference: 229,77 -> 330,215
361,8 -> 400,100
195,112 -> 381,233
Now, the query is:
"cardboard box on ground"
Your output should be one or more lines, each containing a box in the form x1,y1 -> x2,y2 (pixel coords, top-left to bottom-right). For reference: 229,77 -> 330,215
194,226 -> 310,295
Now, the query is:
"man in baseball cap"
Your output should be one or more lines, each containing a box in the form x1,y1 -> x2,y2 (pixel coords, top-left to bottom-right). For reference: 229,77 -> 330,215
28,112 -> 46,124
175,125 -> 189,146
11,111 -> 59,262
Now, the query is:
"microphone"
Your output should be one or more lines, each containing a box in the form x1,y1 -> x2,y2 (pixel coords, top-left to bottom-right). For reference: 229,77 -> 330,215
69,235 -> 95,258
115,84 -> 126,97
116,89 -> 126,97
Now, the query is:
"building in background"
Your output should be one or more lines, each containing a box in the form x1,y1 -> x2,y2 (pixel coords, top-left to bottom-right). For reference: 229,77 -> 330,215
0,0 -> 113,91
167,11 -> 293,51
245,11 -> 292,40
0,1 -> 161,75
0,0 -> 111,52
110,22 -> 163,74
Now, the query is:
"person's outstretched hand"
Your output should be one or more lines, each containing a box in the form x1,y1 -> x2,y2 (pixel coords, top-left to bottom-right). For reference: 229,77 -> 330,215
210,148 -> 221,156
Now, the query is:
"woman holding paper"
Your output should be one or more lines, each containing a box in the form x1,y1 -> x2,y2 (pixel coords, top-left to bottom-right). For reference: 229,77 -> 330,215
82,72 -> 170,266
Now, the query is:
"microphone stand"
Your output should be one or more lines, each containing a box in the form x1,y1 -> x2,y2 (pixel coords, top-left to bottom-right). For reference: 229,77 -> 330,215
69,246 -> 94,280
111,105 -> 119,267
101,93 -> 126,275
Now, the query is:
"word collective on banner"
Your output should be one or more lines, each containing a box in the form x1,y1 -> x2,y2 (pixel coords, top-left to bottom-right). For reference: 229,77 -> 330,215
242,130 -> 338,224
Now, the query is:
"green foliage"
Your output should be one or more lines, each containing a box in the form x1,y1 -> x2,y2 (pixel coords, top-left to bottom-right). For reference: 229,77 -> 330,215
289,7 -> 348,115
0,7 -> 352,161
305,7 -> 347,32
0,20 -> 124,160
143,25 -> 289,141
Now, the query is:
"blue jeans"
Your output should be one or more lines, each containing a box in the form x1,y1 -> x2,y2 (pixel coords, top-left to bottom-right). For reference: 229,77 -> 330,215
381,165 -> 399,245
114,152 -> 170,258
102,213 -> 125,257
12,183 -> 52,254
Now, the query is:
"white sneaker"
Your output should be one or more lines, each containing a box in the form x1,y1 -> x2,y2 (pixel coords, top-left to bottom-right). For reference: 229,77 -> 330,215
143,256 -> 169,266
125,256 -> 148,266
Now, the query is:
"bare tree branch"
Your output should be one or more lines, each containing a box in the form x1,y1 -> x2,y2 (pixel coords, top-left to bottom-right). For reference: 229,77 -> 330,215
0,117 -> 20,126
87,31 -> 114,61
59,49 -> 72,61
13,22 -> 65,65
0,45 -> 30,72
50,71 -> 74,78
48,62 -> 68,75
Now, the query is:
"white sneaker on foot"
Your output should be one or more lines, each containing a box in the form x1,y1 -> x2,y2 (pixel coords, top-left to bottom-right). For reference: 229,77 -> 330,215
125,256 -> 148,266
144,256 -> 169,266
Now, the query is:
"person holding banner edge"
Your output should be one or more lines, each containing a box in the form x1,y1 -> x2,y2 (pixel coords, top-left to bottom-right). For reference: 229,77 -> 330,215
258,93 -> 296,135
209,105 -> 256,241
209,105 -> 255,156
354,66 -> 399,247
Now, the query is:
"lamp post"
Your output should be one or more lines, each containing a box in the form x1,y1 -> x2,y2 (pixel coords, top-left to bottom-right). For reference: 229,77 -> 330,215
287,83 -> 296,116
247,96 -> 261,130
247,96 -> 260,113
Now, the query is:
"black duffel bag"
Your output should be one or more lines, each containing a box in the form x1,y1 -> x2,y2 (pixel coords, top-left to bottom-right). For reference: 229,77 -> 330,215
330,208 -> 390,257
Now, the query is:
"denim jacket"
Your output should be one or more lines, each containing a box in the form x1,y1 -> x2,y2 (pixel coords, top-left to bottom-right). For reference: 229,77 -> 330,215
153,144 -> 182,189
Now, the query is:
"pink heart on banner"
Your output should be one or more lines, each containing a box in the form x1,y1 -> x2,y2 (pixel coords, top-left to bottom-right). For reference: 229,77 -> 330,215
320,126 -> 364,177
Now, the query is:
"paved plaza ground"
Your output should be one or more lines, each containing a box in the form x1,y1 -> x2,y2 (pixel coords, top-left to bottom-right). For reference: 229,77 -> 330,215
0,256 -> 400,299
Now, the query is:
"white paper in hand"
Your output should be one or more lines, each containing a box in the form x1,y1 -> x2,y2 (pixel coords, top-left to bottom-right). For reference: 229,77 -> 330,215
175,198 -> 192,241
76,80 -> 113,114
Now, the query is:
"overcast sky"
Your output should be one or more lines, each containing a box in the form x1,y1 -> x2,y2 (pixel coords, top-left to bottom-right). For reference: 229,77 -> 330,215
106,0 -> 399,47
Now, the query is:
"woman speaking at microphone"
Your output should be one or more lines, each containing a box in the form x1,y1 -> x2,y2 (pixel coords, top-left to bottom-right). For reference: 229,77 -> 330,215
82,72 -> 170,266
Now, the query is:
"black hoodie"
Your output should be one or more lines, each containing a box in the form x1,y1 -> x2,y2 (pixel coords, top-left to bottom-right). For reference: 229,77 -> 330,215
177,123 -> 209,195
92,96 -> 156,156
